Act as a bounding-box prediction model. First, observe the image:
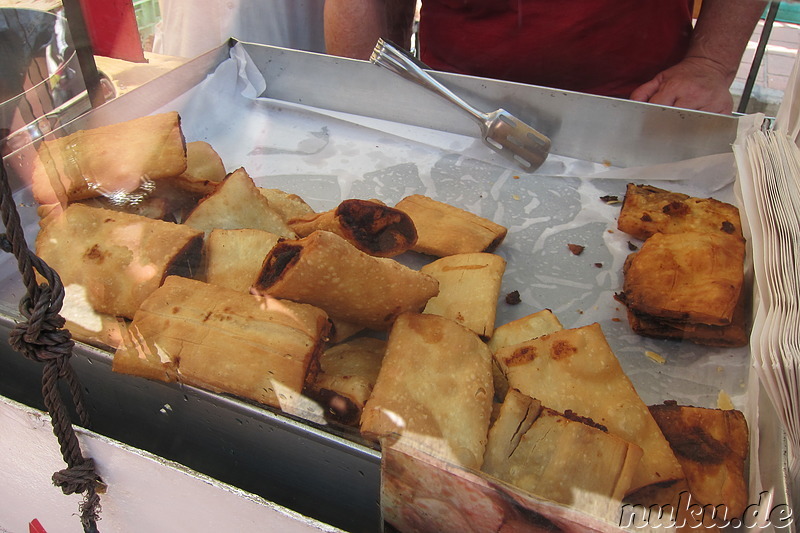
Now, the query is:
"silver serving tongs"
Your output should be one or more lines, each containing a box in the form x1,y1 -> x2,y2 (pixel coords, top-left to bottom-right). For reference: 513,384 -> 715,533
370,38 -> 551,172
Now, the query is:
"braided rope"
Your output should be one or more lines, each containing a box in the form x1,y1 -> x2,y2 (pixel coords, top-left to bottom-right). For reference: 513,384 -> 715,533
1,158 -> 101,532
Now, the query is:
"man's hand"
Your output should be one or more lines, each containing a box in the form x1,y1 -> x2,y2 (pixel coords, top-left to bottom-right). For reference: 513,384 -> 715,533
629,56 -> 735,114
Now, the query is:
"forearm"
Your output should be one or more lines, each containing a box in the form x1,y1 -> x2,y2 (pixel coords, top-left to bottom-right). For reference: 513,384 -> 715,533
690,0 -> 767,82
324,0 -> 416,59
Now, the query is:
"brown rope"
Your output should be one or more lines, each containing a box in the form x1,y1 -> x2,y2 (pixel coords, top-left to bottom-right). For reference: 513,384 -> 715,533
1,158 -> 101,533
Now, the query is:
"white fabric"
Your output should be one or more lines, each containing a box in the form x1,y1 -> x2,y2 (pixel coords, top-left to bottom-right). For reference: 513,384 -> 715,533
152,0 -> 325,58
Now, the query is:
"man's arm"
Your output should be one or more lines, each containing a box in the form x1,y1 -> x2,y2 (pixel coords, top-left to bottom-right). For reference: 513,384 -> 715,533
324,0 -> 416,59
630,0 -> 767,113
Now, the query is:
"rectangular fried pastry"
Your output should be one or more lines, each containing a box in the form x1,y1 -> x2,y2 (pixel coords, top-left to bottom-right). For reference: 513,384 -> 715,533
205,228 -> 280,292
30,111 -> 187,205
35,203 -> 203,319
617,183 -> 743,241
254,230 -> 439,330
395,194 -> 507,257
360,313 -> 494,470
482,389 -> 642,521
113,276 -> 330,409
309,336 -> 386,425
622,231 -> 745,326
648,402 -> 749,518
496,323 -> 684,494
421,252 -> 506,339
626,289 -> 749,347
487,309 -> 563,401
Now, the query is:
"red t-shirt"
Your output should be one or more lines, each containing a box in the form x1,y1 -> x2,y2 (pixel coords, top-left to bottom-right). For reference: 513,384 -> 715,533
418,0 -> 694,98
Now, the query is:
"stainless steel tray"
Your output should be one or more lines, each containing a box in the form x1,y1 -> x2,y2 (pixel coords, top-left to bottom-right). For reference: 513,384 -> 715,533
0,40 -> 791,531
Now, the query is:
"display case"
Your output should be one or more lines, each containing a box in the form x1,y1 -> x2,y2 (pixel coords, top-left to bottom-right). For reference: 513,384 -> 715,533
0,37 -> 795,532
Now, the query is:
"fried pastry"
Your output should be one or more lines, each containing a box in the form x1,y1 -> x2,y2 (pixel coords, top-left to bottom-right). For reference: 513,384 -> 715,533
30,111 -> 187,205
113,276 -> 330,409
622,231 -> 745,326
310,336 -> 386,425
487,309 -> 564,400
205,228 -> 280,292
421,252 -> 506,339
254,230 -> 439,330
173,140 -> 227,195
625,289 -> 749,347
257,188 -> 315,222
648,402 -> 749,518
184,167 -> 296,238
395,194 -> 507,257
360,313 -> 494,470
35,203 -> 203,319
482,389 -> 642,521
496,323 -> 684,493
617,183 -> 743,241
289,198 -> 417,257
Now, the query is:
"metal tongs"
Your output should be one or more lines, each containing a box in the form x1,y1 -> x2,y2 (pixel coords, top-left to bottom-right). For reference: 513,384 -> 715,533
370,38 -> 551,172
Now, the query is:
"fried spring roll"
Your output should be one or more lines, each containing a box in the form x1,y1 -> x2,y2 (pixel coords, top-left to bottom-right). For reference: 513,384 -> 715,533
254,230 -> 439,330
35,203 -> 203,319
482,389 -> 642,521
30,111 -> 187,205
420,252 -> 506,339
310,336 -> 387,425
395,194 -> 507,257
289,198 -> 417,257
113,276 -> 331,409
361,313 -> 494,470
205,228 -> 280,292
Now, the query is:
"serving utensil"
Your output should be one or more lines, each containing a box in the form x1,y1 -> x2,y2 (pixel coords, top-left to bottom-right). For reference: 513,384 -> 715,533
370,38 -> 551,172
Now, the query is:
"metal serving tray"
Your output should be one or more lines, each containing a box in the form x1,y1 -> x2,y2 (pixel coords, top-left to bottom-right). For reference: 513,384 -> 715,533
0,41 -> 791,531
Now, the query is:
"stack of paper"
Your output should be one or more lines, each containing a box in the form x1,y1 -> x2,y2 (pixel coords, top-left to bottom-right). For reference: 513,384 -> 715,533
735,123 -> 800,483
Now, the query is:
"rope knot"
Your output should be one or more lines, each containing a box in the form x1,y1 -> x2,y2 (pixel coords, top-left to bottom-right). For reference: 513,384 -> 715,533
9,283 -> 73,364
52,458 -> 100,495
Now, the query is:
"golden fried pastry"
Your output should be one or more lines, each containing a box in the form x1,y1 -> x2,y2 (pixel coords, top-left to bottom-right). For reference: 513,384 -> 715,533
289,198 -> 417,257
35,203 -> 203,319
622,231 -> 745,326
626,289 -> 749,347
648,402 -> 749,518
205,228 -> 280,292
31,112 -> 187,205
173,141 -> 227,195
310,336 -> 386,425
395,194 -> 507,257
421,252 -> 506,339
496,323 -> 684,494
361,313 -> 494,470
483,389 -> 642,521
113,276 -> 330,409
257,188 -> 315,222
254,230 -> 439,331
617,183 -> 743,241
184,167 -> 295,238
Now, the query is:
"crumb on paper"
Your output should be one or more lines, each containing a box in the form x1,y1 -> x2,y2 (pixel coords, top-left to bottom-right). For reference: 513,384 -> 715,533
611,317 -> 621,322
505,290 -> 521,305
594,262 -> 603,268
602,159 -> 612,167
513,175 -> 520,180
512,194 -> 520,201
717,390 -> 735,410
567,243 -> 584,255
600,195 -> 620,204
645,350 -> 666,364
